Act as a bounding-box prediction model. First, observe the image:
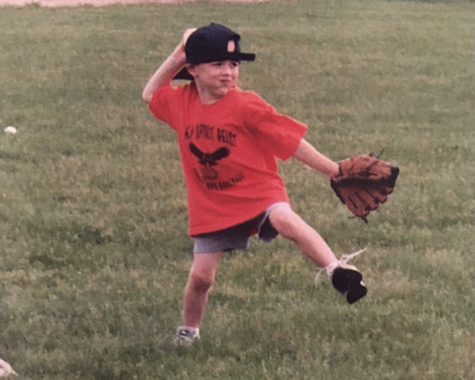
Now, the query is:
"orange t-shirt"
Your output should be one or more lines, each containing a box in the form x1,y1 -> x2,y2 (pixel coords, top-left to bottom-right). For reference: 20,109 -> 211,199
149,83 -> 307,236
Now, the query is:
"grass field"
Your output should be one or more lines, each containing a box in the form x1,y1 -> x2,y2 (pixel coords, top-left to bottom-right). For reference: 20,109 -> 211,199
1,0 -> 474,379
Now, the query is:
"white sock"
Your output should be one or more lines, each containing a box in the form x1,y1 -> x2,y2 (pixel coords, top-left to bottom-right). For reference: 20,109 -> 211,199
324,260 -> 340,277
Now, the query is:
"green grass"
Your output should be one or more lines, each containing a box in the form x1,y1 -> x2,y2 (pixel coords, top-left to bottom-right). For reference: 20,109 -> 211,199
1,0 -> 474,379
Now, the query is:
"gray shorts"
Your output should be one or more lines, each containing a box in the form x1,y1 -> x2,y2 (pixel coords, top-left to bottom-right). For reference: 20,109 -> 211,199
193,202 -> 290,254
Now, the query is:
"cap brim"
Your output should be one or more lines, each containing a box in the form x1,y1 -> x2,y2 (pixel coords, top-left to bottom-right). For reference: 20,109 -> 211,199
235,52 -> 256,61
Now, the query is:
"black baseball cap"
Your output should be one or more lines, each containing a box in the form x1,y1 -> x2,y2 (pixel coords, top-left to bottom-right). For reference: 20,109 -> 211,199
174,23 -> 256,80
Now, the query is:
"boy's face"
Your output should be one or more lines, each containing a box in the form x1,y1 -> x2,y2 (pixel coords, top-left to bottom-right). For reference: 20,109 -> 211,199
188,60 -> 240,102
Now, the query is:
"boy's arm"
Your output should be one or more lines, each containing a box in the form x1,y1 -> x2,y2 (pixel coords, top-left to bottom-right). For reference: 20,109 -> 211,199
292,139 -> 340,178
142,29 -> 195,104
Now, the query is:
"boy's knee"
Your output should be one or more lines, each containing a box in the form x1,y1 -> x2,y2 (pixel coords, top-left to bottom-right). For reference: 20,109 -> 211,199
269,208 -> 301,241
189,270 -> 215,292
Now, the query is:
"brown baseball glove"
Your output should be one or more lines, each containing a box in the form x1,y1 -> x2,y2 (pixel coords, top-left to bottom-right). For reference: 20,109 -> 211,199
330,154 -> 399,222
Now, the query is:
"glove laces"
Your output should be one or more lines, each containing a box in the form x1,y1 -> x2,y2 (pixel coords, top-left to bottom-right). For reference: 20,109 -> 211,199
315,248 -> 367,285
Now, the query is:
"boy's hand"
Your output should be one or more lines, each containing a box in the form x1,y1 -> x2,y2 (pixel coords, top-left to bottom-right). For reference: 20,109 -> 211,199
181,28 -> 197,50
141,29 -> 195,103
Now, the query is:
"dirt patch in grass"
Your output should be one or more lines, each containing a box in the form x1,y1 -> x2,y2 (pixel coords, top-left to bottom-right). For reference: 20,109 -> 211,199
0,0 -> 269,7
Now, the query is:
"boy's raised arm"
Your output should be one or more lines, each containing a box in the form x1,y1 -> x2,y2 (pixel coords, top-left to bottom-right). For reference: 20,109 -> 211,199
142,29 -> 195,103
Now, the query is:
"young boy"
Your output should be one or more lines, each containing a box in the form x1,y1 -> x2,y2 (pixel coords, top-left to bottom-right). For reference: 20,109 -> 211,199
142,23 -> 367,345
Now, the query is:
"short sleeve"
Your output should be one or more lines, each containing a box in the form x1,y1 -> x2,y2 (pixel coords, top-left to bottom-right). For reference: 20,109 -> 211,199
148,83 -> 181,129
242,93 -> 307,161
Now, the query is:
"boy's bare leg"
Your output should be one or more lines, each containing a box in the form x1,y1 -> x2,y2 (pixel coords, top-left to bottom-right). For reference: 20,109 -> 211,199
268,206 -> 337,268
269,205 -> 367,303
182,252 -> 224,329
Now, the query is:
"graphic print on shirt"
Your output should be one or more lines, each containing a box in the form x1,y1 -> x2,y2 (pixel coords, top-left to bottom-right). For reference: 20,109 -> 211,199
185,124 -> 244,191
189,143 -> 229,180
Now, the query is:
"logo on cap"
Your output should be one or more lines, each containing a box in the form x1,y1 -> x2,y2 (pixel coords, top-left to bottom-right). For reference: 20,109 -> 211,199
227,40 -> 236,53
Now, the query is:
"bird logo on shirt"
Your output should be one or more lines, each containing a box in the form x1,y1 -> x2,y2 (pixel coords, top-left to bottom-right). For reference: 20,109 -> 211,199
189,143 -> 230,181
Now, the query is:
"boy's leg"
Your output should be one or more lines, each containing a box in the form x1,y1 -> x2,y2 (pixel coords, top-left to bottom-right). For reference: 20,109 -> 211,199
182,252 -> 224,330
268,206 -> 336,268
268,206 -> 367,303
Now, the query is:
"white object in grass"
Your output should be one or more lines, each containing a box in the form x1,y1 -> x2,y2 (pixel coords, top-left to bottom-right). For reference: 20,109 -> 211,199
4,126 -> 17,135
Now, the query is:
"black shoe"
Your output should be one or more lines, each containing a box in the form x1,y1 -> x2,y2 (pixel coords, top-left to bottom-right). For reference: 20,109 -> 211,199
331,265 -> 367,304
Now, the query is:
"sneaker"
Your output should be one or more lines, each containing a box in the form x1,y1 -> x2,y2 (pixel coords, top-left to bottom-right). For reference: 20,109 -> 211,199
331,264 -> 367,304
316,248 -> 368,304
175,326 -> 200,346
